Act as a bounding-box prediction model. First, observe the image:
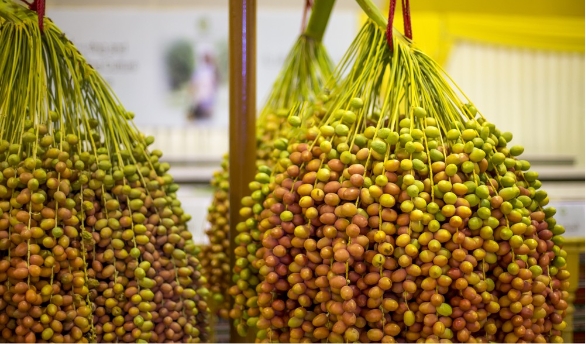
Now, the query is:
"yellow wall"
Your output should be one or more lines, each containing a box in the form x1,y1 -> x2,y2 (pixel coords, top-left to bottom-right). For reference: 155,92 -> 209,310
376,0 -> 585,65
404,0 -> 584,17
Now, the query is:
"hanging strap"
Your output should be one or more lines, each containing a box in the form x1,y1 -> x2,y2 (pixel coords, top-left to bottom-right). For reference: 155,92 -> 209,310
386,0 -> 412,51
300,0 -> 314,34
402,0 -> 412,40
20,0 -> 45,32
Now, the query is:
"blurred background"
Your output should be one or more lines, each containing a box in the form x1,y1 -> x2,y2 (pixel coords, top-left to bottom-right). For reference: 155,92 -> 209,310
46,0 -> 584,338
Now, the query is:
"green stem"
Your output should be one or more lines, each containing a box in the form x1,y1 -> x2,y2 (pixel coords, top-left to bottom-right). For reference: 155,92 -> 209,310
304,0 -> 336,42
0,0 -> 14,19
355,0 -> 387,29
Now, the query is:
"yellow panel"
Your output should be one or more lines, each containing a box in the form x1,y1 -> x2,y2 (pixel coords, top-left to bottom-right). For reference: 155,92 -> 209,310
561,239 -> 585,342
386,0 -> 584,18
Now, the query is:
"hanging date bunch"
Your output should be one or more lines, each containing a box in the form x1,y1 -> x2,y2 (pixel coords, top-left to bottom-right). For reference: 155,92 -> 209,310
202,0 -> 335,320
0,1 -> 209,343
238,0 -> 570,342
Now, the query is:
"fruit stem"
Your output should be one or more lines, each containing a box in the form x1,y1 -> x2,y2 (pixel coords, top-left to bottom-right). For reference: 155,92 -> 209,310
0,1 -> 24,22
355,0 -> 387,29
303,0 -> 336,43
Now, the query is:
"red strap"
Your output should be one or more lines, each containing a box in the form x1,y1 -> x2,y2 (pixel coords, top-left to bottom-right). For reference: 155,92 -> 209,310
402,0 -> 412,40
20,0 -> 45,32
301,0 -> 313,34
386,0 -> 412,51
386,0 -> 396,50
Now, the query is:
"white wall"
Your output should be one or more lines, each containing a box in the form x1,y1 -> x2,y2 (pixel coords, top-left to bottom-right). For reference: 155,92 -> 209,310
445,41 -> 585,167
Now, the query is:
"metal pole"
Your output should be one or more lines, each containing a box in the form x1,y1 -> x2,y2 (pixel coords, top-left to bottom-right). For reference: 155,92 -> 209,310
229,0 -> 256,342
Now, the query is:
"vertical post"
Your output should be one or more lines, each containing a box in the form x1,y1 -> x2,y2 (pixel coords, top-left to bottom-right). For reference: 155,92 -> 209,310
229,0 -> 256,342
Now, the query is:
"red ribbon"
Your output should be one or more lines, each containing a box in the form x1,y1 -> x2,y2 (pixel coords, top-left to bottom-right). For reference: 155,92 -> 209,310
20,0 -> 45,32
386,0 -> 412,51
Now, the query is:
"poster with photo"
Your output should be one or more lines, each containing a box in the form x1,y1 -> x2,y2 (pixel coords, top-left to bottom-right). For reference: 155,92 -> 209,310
47,6 -> 358,130
47,9 -> 229,128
